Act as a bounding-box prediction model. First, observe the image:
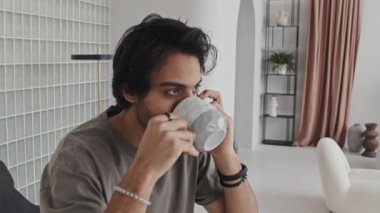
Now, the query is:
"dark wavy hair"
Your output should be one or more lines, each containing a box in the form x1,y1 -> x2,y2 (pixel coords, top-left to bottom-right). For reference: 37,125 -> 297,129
112,13 -> 217,109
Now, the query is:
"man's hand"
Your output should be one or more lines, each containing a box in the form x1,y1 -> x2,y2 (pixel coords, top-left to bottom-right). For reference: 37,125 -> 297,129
198,90 -> 235,158
132,113 -> 199,183
198,90 -> 258,213
107,113 -> 199,213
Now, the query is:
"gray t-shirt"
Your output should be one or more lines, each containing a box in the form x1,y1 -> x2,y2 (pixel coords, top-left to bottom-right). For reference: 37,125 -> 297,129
40,108 -> 223,213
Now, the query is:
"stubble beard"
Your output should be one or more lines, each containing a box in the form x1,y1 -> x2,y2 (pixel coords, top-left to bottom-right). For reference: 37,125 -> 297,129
135,100 -> 154,129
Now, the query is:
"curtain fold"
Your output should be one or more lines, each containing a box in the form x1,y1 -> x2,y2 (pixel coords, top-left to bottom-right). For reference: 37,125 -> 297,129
294,0 -> 362,147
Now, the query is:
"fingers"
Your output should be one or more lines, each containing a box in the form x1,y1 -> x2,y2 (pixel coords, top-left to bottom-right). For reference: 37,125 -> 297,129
183,144 -> 200,157
150,112 -> 180,123
147,113 -> 187,130
163,112 -> 172,121
177,132 -> 199,157
176,130 -> 195,142
211,101 -> 226,116
161,119 -> 188,131
202,91 -> 228,118
166,130 -> 199,157
199,89 -> 232,129
199,90 -> 223,106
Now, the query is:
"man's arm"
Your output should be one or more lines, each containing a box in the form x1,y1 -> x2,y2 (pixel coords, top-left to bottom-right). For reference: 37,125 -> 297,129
106,161 -> 156,213
106,113 -> 199,213
199,90 -> 258,213
205,153 -> 258,213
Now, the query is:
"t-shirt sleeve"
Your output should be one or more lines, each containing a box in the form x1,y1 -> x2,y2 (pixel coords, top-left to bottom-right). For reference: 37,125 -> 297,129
40,135 -> 106,213
195,152 -> 224,206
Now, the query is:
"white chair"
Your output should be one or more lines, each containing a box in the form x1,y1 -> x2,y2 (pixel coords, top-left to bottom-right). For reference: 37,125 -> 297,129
317,137 -> 380,213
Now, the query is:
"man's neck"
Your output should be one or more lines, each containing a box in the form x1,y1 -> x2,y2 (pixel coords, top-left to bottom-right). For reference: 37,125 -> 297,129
110,107 -> 144,148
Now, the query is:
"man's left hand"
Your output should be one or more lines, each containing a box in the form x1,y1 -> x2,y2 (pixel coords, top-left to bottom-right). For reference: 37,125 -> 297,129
198,90 -> 235,158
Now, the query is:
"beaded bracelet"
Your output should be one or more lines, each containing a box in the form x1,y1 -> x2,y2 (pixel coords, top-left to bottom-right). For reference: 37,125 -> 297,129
113,186 -> 151,206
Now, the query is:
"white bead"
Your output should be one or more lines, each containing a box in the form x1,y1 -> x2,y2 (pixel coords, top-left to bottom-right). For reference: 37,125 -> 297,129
113,186 -> 151,206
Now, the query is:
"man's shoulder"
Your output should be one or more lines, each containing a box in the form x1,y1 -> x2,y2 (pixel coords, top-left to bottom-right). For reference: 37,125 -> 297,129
52,114 -> 116,163
71,114 -> 110,138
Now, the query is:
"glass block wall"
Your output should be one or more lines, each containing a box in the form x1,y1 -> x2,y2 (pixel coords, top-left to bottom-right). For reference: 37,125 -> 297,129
0,0 -> 111,204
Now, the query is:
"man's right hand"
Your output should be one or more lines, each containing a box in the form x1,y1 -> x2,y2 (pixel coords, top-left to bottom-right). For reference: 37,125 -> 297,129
107,113 -> 198,213
132,112 -> 199,182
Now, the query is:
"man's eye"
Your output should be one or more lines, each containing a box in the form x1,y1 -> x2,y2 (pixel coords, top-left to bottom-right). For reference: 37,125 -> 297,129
167,89 -> 179,96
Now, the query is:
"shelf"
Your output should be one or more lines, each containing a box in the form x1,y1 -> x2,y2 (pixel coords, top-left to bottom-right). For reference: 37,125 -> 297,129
267,0 -> 296,3
71,54 -> 113,60
262,0 -> 299,146
266,72 -> 296,76
265,92 -> 295,96
267,25 -> 299,28
263,140 -> 293,146
267,47 -> 298,51
264,114 -> 295,119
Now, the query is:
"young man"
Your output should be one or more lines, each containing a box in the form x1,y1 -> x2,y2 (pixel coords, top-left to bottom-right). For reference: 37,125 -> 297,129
40,14 -> 258,213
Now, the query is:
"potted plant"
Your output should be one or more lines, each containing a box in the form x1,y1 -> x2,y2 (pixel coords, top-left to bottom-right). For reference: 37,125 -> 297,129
267,51 -> 295,74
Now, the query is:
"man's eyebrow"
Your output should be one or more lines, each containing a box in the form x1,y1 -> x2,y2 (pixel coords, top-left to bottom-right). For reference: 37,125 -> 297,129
159,82 -> 186,88
159,78 -> 203,88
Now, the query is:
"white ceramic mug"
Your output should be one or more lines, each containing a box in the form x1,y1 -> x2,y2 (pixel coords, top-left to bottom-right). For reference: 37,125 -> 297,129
173,96 -> 227,152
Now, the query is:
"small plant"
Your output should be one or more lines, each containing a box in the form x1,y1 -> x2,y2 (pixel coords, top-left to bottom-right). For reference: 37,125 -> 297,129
268,51 -> 295,73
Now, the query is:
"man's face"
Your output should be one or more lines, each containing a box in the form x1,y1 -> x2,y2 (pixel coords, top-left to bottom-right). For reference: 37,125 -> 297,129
133,52 -> 202,127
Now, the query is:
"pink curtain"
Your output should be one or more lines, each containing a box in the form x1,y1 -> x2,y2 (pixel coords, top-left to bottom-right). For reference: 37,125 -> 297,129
294,0 -> 362,147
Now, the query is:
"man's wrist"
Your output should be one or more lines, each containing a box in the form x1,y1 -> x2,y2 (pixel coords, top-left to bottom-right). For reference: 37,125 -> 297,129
212,152 -> 242,176
119,162 -> 156,199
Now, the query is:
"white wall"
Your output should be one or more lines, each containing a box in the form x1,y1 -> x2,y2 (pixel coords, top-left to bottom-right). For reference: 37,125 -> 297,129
234,0 -> 256,150
110,0 -> 240,116
234,0 -> 264,151
348,1 -> 380,130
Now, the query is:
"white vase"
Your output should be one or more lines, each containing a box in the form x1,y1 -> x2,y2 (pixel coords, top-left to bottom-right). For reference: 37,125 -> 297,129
277,64 -> 287,75
269,96 -> 278,117
347,123 -> 365,152
276,10 -> 289,26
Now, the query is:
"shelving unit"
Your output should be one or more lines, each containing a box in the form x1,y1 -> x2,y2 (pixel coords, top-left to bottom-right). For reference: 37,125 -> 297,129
262,0 -> 300,146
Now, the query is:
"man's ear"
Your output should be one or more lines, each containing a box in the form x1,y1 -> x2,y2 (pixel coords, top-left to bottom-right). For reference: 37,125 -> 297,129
122,91 -> 136,104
